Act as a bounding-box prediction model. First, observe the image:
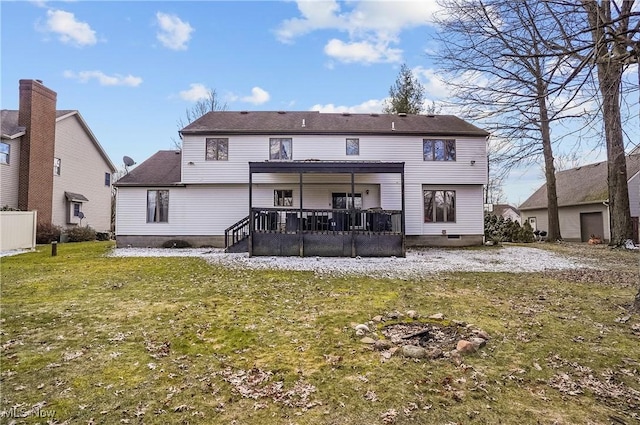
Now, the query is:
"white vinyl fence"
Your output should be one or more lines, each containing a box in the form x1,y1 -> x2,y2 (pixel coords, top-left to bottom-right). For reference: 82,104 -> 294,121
0,211 -> 37,251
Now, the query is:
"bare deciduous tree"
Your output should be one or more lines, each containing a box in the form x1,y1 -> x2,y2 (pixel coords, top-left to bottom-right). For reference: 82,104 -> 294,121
172,89 -> 227,149
431,0 -> 594,241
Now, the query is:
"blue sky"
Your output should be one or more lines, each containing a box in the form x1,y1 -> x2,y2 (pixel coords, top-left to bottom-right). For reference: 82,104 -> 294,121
1,1 -> 636,206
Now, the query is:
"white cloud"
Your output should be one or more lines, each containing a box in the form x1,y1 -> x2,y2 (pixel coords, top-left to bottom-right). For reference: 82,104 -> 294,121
310,99 -> 385,113
324,39 -> 402,64
44,9 -> 96,47
179,83 -> 210,101
63,70 -> 142,87
156,12 -> 194,51
241,87 -> 270,105
276,1 -> 441,64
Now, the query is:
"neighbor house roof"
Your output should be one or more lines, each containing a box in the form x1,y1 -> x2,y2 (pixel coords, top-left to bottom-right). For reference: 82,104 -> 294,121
492,204 -> 520,217
114,150 -> 183,187
520,154 -> 640,210
1,109 -> 116,172
180,111 -> 489,137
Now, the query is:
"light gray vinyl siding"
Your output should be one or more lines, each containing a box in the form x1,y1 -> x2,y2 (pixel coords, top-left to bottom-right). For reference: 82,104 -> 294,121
407,184 -> 484,236
52,116 -> 113,232
629,170 -> 639,217
181,134 -> 487,185
521,205 -> 610,241
0,138 -> 20,209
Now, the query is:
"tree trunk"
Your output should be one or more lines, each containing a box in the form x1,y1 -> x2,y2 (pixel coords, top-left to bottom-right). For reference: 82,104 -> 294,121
598,66 -> 633,246
537,78 -> 562,242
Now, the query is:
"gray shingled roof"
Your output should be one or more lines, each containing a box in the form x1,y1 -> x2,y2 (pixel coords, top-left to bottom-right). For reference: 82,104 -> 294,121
115,150 -> 182,186
1,110 -> 76,137
180,111 -> 489,137
520,154 -> 640,210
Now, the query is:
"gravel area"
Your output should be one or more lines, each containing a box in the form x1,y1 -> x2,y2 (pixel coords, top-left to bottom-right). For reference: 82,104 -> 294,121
108,245 -> 593,278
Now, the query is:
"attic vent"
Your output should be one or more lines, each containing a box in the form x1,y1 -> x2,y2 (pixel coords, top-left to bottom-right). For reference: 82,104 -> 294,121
277,111 -> 286,114
240,111 -> 248,114
398,112 -> 407,117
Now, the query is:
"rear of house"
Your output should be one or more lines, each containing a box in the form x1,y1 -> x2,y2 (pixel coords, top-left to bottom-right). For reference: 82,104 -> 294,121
115,111 -> 489,255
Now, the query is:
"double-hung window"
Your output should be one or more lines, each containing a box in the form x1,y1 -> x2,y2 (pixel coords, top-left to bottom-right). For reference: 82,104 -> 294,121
206,138 -> 229,161
147,190 -> 169,223
423,139 -> 456,161
274,190 -> 293,206
269,138 -> 292,160
346,138 -> 359,156
0,142 -> 9,164
424,190 -> 456,222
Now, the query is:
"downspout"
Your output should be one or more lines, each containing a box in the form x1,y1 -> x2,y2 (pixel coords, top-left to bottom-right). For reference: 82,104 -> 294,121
351,170 -> 356,257
299,171 -> 304,257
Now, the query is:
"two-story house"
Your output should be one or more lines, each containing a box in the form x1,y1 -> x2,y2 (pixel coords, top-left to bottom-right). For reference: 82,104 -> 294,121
1,79 -> 116,233
114,111 -> 489,256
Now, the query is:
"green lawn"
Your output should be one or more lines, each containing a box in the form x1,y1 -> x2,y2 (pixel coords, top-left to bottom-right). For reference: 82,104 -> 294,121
1,242 -> 638,424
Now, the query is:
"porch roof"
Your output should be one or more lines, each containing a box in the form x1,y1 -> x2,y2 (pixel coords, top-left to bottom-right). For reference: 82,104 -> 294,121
249,161 -> 404,174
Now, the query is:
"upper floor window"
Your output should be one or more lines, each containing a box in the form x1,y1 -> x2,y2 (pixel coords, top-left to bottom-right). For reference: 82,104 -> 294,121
346,138 -> 359,156
274,190 -> 293,206
54,158 -> 61,175
424,189 -> 456,222
0,142 -> 9,164
104,172 -> 111,186
269,138 -> 292,160
147,190 -> 169,223
206,138 -> 229,161
423,139 -> 456,161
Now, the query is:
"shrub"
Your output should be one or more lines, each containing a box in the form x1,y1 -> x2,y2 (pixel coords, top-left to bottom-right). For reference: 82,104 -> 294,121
96,232 -> 111,241
161,239 -> 192,248
66,225 -> 97,242
36,223 -> 62,244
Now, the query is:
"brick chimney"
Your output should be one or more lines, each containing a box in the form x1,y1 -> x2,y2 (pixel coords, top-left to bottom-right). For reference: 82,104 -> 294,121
17,79 -> 57,225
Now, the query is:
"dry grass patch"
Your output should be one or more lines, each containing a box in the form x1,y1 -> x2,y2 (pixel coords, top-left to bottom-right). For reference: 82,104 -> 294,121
1,241 -> 638,424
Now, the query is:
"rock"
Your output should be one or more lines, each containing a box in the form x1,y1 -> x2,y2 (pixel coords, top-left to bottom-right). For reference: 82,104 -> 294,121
456,340 -> 478,354
360,337 -> 376,344
450,350 -> 463,365
426,348 -> 443,359
388,311 -> 401,319
355,324 -> 370,332
429,313 -> 444,320
453,320 -> 467,327
470,337 -> 487,348
472,329 -> 490,340
406,310 -> 419,319
355,329 -> 365,336
373,340 -> 394,351
371,315 -> 383,323
401,345 -> 427,359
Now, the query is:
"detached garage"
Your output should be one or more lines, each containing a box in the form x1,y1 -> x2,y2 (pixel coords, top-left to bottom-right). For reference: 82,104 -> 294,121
519,153 -> 640,243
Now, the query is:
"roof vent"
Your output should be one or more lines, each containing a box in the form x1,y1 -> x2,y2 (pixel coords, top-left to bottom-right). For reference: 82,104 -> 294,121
342,112 -> 351,116
398,112 -> 407,117
426,114 -> 436,118
302,119 -> 306,128
370,113 -> 379,117
392,121 -> 395,131
277,111 -> 286,114
240,111 -> 248,114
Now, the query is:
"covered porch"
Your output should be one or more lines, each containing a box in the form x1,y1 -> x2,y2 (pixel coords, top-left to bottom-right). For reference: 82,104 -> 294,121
233,161 -> 405,257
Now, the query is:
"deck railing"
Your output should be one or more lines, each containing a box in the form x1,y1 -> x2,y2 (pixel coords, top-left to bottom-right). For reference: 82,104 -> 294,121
251,208 -> 402,234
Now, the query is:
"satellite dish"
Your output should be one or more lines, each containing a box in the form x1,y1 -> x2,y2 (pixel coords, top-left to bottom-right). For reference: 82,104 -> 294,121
123,156 -> 136,173
78,212 -> 85,219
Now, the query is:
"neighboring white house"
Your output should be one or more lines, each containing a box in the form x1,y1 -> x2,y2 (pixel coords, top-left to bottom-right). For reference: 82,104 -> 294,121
487,204 -> 521,223
115,111 -> 489,256
1,80 -> 116,233
519,153 -> 640,243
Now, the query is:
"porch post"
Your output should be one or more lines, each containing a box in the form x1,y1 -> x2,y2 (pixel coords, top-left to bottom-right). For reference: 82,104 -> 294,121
299,171 -> 304,257
248,168 -> 253,257
351,170 -> 356,257
400,165 -> 406,257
